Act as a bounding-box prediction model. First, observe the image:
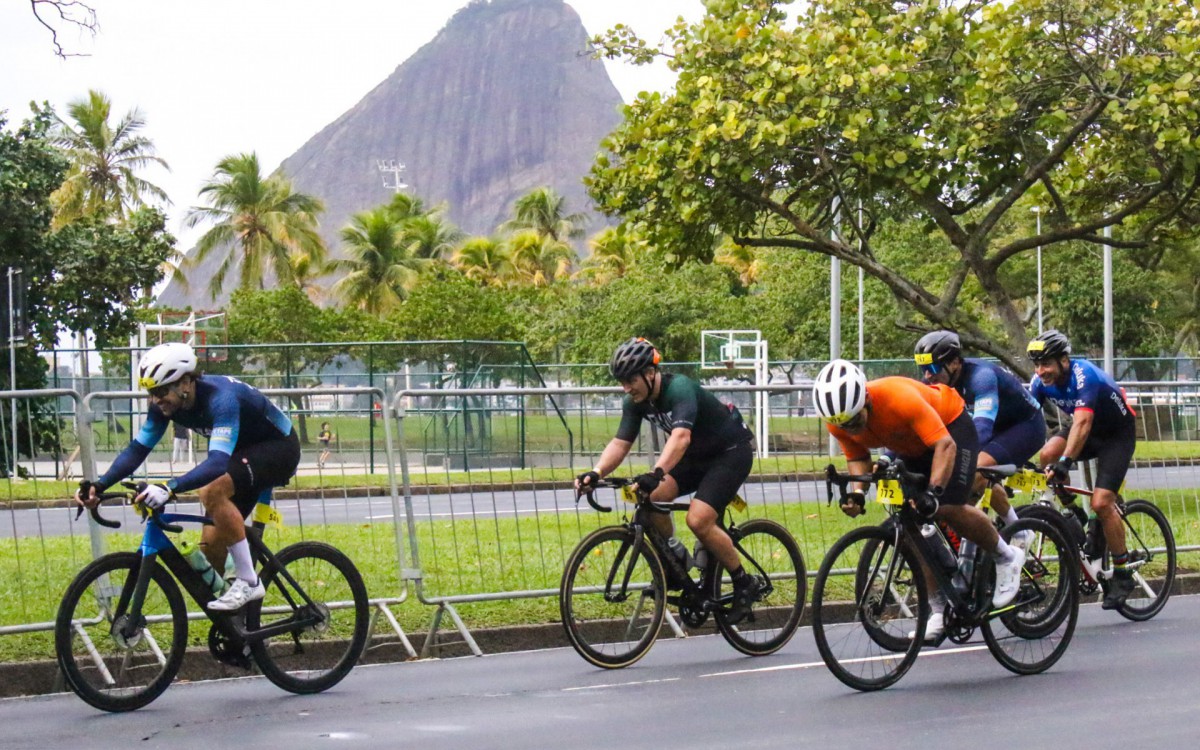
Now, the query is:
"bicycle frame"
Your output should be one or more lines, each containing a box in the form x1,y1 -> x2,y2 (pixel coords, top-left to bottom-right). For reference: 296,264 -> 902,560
100,503 -> 325,649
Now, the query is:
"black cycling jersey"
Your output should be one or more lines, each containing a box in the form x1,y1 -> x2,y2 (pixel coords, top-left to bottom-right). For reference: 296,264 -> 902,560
615,373 -> 752,459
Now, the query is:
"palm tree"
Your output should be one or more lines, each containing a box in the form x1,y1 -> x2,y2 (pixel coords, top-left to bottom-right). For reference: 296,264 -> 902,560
509,229 -> 577,287
403,213 -> 463,260
576,226 -> 643,283
183,153 -> 326,299
501,186 -> 588,242
330,207 -> 426,314
452,236 -> 514,285
50,89 -> 170,227
384,192 -> 427,222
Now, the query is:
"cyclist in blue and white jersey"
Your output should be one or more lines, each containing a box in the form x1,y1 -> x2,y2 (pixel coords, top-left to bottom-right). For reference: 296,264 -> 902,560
914,331 -> 1047,530
76,343 -> 301,611
1027,329 -> 1138,609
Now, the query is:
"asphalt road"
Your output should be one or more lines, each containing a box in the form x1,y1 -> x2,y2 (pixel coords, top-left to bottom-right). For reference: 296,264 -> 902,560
3,464 -> 1198,539
3,596 -> 1198,750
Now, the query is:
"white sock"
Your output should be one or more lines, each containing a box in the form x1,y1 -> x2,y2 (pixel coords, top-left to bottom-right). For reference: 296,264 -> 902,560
228,539 -> 257,584
1002,507 -> 1019,526
993,537 -> 1016,564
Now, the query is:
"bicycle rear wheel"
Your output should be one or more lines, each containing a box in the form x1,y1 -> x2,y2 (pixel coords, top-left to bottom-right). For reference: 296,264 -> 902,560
983,518 -> 1079,675
713,518 -> 806,656
812,526 -> 925,691
1116,500 -> 1175,621
55,552 -> 187,712
560,525 -> 666,669
248,541 -> 370,694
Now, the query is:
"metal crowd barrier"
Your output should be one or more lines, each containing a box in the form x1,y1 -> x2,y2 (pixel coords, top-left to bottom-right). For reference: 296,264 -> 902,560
0,387 -> 417,661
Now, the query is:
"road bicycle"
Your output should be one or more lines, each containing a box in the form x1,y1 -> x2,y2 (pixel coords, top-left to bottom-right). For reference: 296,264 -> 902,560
1000,466 -> 1176,621
812,461 -> 1079,691
55,482 -> 370,712
559,477 -> 805,669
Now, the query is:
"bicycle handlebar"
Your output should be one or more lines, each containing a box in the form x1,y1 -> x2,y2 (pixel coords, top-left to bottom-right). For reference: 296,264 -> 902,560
75,480 -> 185,533
824,460 -> 929,507
574,477 -> 634,513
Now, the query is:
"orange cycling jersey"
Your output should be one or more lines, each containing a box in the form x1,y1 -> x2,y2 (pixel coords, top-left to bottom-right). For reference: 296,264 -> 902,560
827,376 -> 966,462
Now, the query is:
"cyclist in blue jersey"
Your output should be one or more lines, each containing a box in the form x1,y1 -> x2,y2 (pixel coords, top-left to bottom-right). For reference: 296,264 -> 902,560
914,331 -> 1047,530
76,343 -> 301,611
575,338 -> 762,622
1027,329 -> 1138,609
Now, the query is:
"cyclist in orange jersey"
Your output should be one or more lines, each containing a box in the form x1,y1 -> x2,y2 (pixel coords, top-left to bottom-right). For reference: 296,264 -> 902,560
813,360 -> 1026,638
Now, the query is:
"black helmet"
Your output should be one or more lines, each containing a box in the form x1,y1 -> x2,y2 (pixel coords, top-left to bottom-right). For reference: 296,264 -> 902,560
914,330 -> 962,369
1027,329 -> 1071,362
609,337 -> 661,381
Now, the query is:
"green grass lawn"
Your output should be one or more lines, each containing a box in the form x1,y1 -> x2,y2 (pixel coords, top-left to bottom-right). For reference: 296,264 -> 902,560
2,486 -> 1197,663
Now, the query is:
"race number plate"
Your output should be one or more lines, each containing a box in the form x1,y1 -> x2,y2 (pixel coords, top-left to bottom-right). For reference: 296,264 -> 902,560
875,479 -> 904,505
252,503 -> 284,528
1006,470 -> 1046,494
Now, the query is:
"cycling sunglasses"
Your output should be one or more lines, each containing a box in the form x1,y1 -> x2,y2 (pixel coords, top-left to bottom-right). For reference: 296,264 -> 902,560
147,382 -> 180,399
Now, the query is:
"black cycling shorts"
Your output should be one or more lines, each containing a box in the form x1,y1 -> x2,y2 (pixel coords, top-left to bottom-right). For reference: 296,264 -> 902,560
1053,416 -> 1137,493
669,441 -> 754,515
899,412 -> 979,507
981,410 -> 1047,466
225,429 -> 301,517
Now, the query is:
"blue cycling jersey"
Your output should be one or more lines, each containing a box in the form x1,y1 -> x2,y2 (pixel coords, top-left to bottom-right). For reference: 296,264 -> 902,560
1029,357 -> 1135,431
99,375 -> 293,494
955,358 -> 1041,445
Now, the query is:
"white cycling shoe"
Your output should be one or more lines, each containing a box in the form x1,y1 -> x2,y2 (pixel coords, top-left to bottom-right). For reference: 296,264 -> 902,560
908,610 -> 945,643
992,547 -> 1026,608
1010,528 -> 1035,551
207,577 -> 265,611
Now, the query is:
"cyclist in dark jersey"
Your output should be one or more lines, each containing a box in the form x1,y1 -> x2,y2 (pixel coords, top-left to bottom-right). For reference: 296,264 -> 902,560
1027,329 -> 1138,609
76,343 -> 301,612
575,338 -> 761,621
914,331 -> 1047,531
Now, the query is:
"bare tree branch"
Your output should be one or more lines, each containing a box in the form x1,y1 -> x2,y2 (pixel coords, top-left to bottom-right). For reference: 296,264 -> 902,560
30,0 -> 98,59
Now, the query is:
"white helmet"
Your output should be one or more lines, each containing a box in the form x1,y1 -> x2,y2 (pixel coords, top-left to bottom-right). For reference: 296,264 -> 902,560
812,359 -> 868,425
138,343 -> 197,391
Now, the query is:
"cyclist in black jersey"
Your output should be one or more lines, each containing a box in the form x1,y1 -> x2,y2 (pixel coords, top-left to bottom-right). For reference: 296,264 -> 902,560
575,338 -> 761,621
76,343 -> 301,612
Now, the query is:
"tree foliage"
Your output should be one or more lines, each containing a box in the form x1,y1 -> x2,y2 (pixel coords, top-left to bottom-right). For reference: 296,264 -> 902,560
588,0 -> 1200,372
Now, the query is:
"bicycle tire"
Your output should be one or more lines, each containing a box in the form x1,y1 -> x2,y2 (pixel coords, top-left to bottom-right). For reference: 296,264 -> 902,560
55,552 -> 188,712
559,525 -> 666,669
1115,500 -> 1175,621
812,525 -> 926,691
713,518 -> 806,656
983,518 -> 1079,675
248,541 -> 370,694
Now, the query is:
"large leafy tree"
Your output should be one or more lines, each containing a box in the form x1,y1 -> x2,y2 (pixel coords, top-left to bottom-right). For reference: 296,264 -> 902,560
49,89 -> 170,227
589,0 -> 1200,372
331,207 -> 427,314
184,152 -> 326,299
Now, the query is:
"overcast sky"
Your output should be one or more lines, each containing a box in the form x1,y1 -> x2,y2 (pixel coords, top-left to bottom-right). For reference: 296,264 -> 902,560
0,0 -> 704,250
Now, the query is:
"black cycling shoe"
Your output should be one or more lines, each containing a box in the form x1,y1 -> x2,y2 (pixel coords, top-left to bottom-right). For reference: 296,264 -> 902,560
726,575 -> 765,625
1102,569 -> 1135,610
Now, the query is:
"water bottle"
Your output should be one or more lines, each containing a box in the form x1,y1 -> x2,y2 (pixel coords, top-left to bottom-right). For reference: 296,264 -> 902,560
180,540 -> 227,596
920,523 -> 957,575
954,539 -> 977,594
1084,517 -> 1104,560
692,540 -> 709,571
665,536 -> 693,570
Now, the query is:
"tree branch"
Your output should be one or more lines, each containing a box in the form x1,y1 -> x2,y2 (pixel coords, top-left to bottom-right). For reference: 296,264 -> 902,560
30,0 -> 98,59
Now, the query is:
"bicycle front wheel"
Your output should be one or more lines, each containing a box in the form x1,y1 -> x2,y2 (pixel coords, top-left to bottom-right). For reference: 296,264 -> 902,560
983,518 -> 1079,675
248,541 -> 370,694
54,552 -> 187,712
559,525 -> 666,669
812,526 -> 925,691
1116,500 -> 1175,621
713,518 -> 806,656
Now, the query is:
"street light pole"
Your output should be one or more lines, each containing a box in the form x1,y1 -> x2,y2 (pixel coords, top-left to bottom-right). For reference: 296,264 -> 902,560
1032,207 -> 1043,334
830,196 -> 842,360
7,267 -> 20,477
1103,224 -> 1114,376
